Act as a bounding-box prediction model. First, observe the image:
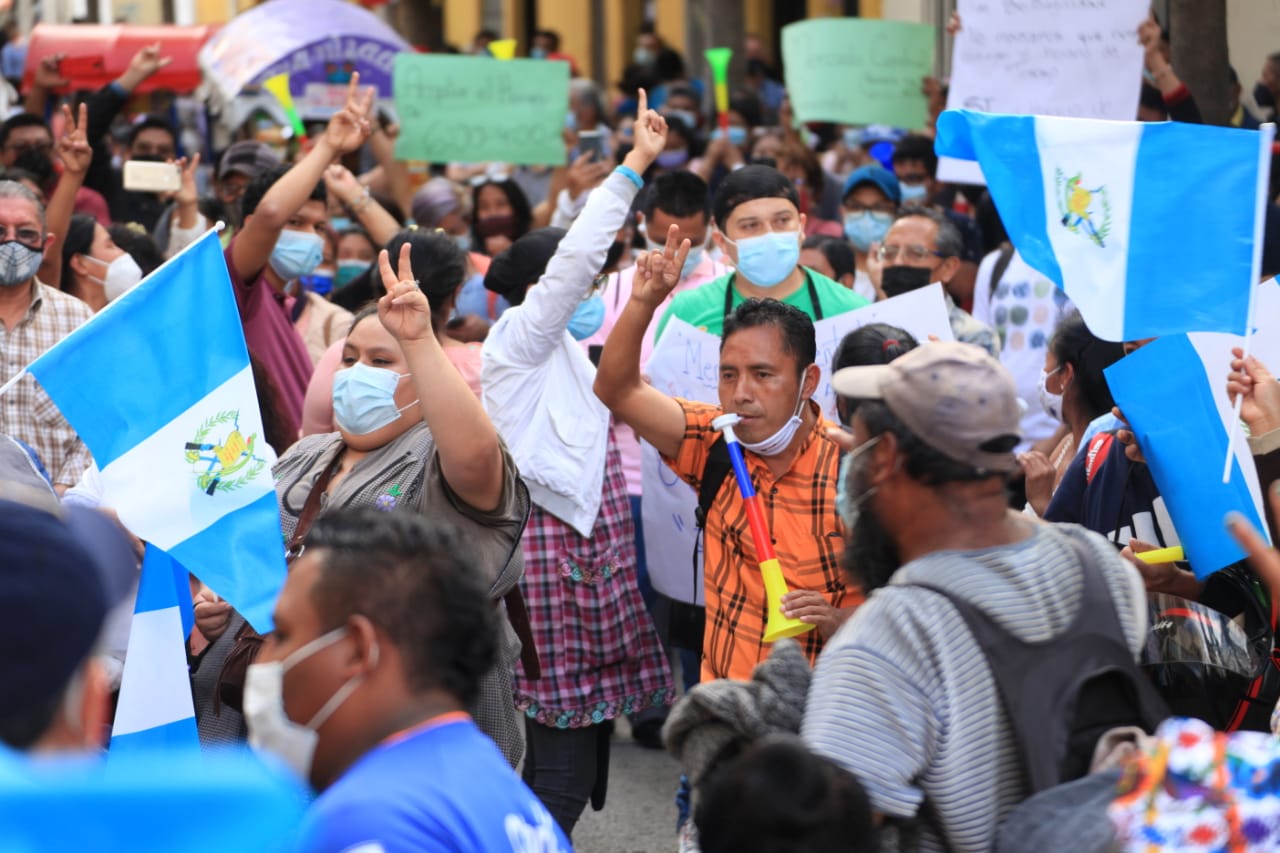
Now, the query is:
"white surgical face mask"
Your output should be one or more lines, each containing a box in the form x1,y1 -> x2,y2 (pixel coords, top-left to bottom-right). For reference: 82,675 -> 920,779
739,383 -> 808,457
243,627 -> 378,783
1038,365 -> 1067,423
83,253 -> 144,302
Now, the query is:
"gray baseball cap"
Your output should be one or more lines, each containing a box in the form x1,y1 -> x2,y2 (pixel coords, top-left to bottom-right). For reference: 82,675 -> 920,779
831,341 -> 1022,473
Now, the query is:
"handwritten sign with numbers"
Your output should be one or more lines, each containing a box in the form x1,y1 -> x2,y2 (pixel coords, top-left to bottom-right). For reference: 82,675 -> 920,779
938,0 -> 1149,183
641,289 -> 954,604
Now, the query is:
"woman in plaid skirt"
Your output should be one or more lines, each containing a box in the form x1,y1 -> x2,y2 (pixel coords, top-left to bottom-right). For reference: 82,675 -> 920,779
479,95 -> 676,839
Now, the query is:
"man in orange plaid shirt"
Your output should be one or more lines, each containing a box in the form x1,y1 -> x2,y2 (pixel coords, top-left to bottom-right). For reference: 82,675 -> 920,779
595,225 -> 860,682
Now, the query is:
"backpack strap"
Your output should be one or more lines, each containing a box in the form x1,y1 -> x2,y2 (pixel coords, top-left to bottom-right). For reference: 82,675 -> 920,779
668,436 -> 733,654
902,534 -> 1166,795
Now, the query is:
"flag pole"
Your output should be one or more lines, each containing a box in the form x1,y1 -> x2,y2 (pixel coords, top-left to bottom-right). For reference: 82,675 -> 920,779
1222,123 -> 1275,484
0,222 -> 227,402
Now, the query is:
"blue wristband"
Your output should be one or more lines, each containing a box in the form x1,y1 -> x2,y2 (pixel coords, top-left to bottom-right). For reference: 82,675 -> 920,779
615,165 -> 643,190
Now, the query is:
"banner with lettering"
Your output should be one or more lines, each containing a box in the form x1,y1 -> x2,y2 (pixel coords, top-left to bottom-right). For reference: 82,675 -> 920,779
938,0 -> 1149,183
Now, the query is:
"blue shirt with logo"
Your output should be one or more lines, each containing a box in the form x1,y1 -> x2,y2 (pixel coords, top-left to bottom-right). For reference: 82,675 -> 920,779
297,714 -> 572,853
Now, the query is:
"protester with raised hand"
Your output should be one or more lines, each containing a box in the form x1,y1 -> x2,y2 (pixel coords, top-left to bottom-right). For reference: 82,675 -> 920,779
37,103 -> 91,290
1228,347 -> 1280,542
262,241 -> 528,770
227,74 -> 373,437
480,90 -> 674,839
596,224 -> 858,678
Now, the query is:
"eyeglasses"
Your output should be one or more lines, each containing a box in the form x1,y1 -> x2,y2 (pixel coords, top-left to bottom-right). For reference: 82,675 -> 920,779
0,225 -> 44,246
877,244 -> 946,263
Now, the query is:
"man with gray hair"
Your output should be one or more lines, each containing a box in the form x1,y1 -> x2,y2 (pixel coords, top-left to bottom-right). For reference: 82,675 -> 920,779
876,209 -> 998,358
0,180 -> 92,492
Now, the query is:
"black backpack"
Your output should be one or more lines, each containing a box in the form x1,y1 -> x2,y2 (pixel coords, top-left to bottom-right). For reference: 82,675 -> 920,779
907,535 -> 1168,796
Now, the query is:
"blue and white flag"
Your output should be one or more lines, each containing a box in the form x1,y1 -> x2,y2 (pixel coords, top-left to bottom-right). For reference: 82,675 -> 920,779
1104,301 -> 1280,576
26,228 -> 285,630
110,547 -> 199,752
936,110 -> 1274,342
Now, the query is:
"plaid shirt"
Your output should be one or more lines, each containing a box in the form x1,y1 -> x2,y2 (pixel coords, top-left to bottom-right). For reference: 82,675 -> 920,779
665,399 -> 860,681
0,282 -> 92,486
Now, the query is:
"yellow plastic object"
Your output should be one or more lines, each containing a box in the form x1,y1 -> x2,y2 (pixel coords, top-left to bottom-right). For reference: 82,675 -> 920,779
760,558 -> 816,642
1138,545 -> 1185,564
705,47 -> 733,115
263,74 -> 307,141
488,39 -> 517,60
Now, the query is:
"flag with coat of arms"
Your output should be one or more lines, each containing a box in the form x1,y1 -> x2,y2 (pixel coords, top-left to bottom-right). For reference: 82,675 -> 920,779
935,109 -> 1274,342
23,227 -> 286,631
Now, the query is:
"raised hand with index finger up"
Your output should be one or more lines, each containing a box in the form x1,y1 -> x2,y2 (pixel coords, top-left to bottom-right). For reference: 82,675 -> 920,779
620,89 -> 669,176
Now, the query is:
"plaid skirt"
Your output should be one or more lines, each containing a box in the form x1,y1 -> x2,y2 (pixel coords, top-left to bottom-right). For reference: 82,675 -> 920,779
514,430 -> 675,728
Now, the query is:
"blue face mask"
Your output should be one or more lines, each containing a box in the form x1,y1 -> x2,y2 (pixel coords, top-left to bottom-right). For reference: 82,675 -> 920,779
329,216 -> 352,232
452,232 -> 472,253
332,363 -> 417,436
729,230 -> 801,288
646,235 -> 706,279
531,46 -> 548,59
269,230 -> 325,281
842,127 -> 863,149
568,294 -> 605,340
843,211 -> 893,253
899,182 -> 929,205
712,126 -> 748,146
298,272 -> 334,296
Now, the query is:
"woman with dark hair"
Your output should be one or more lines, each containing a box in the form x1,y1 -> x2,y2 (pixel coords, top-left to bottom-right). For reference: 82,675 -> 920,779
254,243 -> 529,776
471,178 -> 533,257
1026,310 -> 1126,515
300,228 -> 481,435
59,214 -> 143,310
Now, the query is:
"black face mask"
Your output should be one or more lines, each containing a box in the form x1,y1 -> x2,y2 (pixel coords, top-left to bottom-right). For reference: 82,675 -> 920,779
13,148 -> 54,188
603,240 -> 628,272
880,265 -> 933,299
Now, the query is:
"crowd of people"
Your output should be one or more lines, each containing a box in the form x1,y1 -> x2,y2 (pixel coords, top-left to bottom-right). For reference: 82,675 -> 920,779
4,8 -> 1280,853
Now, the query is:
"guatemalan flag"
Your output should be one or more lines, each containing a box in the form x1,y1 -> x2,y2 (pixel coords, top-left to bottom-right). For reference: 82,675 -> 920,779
1104,279 -> 1280,577
111,547 -> 199,751
26,228 -> 286,631
935,110 -> 1275,342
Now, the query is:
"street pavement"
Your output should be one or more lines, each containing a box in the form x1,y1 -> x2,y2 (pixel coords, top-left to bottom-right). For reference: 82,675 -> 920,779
572,715 -> 682,853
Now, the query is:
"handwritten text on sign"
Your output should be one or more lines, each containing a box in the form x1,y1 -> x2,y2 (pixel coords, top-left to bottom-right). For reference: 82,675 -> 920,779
392,54 -> 569,166
781,18 -> 935,129
939,0 -> 1148,183
641,287 -> 954,604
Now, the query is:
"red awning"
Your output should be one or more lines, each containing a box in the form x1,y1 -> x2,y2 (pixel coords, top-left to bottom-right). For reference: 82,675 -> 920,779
21,24 -> 218,95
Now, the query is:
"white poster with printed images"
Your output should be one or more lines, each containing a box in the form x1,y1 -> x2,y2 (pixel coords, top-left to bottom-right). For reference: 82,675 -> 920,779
641,288 -> 954,604
937,0 -> 1149,184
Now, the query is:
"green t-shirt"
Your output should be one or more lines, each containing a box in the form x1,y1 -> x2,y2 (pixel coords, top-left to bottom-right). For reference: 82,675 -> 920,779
654,267 -> 870,340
